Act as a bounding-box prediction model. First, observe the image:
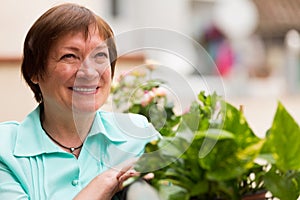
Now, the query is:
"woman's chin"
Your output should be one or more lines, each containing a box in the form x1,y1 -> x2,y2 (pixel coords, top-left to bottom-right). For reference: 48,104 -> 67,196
71,101 -> 102,114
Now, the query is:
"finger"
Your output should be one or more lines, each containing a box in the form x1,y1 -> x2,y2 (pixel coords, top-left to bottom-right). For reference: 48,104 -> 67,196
116,168 -> 132,179
143,172 -> 154,181
116,158 -> 139,179
118,170 -> 140,182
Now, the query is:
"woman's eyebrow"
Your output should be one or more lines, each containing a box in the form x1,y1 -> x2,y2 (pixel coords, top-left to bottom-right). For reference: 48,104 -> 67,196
61,46 -> 81,52
58,43 -> 108,55
93,43 -> 108,51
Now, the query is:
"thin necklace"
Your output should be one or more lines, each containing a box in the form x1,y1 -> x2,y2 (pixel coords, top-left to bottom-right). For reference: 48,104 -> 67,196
42,126 -> 83,154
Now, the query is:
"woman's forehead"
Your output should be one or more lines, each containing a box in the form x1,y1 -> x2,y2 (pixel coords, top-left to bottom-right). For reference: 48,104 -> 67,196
52,28 -> 107,50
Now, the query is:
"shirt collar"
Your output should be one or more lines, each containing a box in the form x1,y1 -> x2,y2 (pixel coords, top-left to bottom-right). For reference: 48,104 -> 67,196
14,107 -> 126,157
88,111 -> 126,143
14,106 -> 62,157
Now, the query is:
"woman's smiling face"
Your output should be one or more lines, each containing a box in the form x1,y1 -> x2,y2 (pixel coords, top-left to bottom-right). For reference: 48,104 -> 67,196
37,26 -> 112,114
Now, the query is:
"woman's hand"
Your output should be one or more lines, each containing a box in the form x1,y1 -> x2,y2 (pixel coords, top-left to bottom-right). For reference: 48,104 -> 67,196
74,158 -> 139,200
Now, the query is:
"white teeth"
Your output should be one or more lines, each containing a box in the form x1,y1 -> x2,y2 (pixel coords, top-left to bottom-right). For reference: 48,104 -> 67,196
73,87 -> 96,92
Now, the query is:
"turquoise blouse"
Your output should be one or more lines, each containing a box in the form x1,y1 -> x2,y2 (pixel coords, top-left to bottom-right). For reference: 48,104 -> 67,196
0,106 -> 159,199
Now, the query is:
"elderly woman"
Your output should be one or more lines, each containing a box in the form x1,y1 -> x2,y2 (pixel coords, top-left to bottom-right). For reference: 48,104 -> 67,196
0,3 -> 159,200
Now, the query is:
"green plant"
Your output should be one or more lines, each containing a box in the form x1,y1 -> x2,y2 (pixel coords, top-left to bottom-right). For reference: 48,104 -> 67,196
111,67 -> 300,199
135,91 -> 300,199
136,92 -> 266,200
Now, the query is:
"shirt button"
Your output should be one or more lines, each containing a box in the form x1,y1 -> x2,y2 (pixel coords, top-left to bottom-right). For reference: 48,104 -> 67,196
71,179 -> 79,186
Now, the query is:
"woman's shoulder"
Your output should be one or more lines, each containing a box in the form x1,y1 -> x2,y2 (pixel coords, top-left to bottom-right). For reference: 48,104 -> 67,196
0,121 -> 20,136
0,121 -> 20,153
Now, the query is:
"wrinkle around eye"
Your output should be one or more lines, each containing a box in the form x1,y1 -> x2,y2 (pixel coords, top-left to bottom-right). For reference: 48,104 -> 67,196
96,52 -> 108,58
89,51 -> 109,64
60,54 -> 78,60
59,54 -> 81,65
91,51 -> 108,61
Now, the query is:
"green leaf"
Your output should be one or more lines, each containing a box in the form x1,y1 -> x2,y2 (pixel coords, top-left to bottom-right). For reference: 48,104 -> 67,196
264,166 -> 300,200
140,79 -> 163,90
164,168 -> 196,189
195,129 -> 235,141
158,135 -> 190,158
181,102 -> 201,132
134,150 -> 171,173
189,180 -> 209,196
128,104 -> 141,114
266,102 -> 300,171
158,183 -> 190,200
199,138 -> 263,181
222,102 -> 259,148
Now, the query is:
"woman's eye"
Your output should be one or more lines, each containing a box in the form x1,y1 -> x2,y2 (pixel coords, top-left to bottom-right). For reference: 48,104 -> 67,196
95,52 -> 108,58
93,52 -> 109,64
60,54 -> 77,60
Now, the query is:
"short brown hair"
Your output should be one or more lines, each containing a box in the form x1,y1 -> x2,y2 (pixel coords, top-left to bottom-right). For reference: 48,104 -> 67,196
21,3 -> 117,103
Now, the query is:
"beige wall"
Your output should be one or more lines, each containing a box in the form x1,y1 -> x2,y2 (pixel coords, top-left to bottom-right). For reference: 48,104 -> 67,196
0,63 -> 37,122
0,0 -> 106,56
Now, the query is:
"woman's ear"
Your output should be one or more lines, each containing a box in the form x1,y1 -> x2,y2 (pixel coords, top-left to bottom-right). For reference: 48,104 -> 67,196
31,75 -> 39,84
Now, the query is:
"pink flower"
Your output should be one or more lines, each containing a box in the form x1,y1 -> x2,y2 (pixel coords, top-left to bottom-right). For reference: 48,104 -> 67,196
152,87 -> 166,97
141,90 -> 155,107
182,106 -> 190,114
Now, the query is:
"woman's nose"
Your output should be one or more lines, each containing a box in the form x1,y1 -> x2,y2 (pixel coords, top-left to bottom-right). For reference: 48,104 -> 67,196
76,58 -> 98,80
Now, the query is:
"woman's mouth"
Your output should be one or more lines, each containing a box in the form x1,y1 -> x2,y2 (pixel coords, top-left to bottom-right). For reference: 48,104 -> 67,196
70,86 -> 99,94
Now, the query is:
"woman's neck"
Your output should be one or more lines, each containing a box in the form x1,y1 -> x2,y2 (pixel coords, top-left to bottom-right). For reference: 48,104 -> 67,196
40,104 -> 96,147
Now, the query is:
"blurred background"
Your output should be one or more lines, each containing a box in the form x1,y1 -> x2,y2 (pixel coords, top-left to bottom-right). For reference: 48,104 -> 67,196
1,0 -> 300,136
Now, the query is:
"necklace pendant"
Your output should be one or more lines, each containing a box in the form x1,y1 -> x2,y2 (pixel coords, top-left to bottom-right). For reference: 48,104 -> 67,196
70,147 -> 75,152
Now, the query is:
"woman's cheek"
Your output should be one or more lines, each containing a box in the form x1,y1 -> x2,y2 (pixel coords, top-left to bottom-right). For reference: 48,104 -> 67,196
102,67 -> 112,81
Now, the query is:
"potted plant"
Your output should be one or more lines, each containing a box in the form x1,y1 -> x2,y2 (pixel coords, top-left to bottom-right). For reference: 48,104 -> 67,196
135,91 -> 266,200
111,67 -> 300,199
